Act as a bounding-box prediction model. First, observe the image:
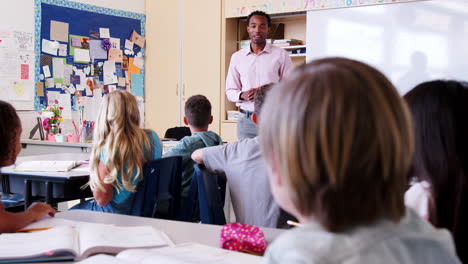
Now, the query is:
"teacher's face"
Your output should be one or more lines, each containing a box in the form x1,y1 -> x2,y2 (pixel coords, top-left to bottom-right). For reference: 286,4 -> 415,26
247,15 -> 269,45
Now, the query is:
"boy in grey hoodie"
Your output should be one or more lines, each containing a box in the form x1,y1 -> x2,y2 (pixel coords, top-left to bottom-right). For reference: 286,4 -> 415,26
164,95 -> 222,199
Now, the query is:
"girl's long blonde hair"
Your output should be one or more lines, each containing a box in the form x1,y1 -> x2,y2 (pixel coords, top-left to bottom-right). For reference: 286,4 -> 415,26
89,90 -> 151,193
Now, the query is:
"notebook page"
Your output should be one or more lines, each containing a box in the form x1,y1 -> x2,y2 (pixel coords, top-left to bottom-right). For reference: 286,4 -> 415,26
79,225 -> 170,258
117,243 -> 263,264
76,254 -> 132,264
15,160 -> 78,172
0,226 -> 79,260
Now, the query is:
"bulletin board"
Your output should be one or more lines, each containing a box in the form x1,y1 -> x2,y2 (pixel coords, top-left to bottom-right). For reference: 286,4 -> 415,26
34,0 -> 146,119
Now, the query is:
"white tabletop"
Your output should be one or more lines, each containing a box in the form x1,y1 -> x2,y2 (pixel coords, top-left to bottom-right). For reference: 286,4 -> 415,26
0,153 -> 91,178
56,210 -> 285,247
21,139 -> 92,148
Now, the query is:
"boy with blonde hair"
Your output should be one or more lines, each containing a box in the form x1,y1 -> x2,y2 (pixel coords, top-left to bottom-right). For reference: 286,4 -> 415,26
259,58 -> 461,263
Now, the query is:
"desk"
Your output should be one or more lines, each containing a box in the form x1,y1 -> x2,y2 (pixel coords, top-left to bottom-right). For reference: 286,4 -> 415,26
57,210 -> 285,247
20,139 -> 92,156
0,153 -> 92,209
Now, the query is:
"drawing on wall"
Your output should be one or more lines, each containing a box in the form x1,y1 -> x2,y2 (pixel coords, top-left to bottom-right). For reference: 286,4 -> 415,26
225,0 -> 421,18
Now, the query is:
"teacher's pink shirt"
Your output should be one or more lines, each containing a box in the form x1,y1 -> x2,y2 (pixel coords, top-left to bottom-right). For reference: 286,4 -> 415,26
225,43 -> 292,112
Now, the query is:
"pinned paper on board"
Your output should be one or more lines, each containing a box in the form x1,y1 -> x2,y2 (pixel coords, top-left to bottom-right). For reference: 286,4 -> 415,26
71,37 -> 81,47
45,78 -> 54,88
122,56 -> 129,70
103,60 -> 117,85
118,77 -> 126,87
13,82 -> 26,97
110,38 -> 120,49
57,93 -> 72,119
58,44 -> 68,57
99,28 -> 110,38
125,39 -> 134,50
128,57 -> 141,74
41,39 -> 58,55
42,65 -> 51,78
89,40 -> 107,59
70,75 -> 80,85
40,54 -> 52,65
50,21 -> 69,42
74,48 -> 90,63
89,30 -> 99,40
133,56 -> 144,69
52,57 -> 65,79
63,65 -> 73,85
36,82 -> 44,97
130,30 -> 145,48
93,62 -> 103,76
131,73 -> 144,97
108,48 -> 123,63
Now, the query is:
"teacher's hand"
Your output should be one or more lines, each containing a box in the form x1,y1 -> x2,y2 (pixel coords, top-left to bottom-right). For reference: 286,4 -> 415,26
240,88 -> 258,101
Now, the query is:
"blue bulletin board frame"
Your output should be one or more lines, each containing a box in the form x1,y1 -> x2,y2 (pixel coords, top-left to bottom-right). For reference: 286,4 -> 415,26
34,0 -> 146,110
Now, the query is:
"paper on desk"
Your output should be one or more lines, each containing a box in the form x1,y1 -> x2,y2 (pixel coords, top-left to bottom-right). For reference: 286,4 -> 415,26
50,20 -> 69,42
41,39 -> 58,55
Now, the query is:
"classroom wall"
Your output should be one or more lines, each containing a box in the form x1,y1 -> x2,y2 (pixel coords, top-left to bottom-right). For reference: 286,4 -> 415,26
12,0 -> 145,139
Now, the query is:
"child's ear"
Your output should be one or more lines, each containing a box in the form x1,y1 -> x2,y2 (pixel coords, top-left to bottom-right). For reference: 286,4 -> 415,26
251,113 -> 258,125
209,116 -> 213,124
183,117 -> 189,126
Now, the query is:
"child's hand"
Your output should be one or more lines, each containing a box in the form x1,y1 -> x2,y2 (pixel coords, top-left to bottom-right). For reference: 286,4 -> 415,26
27,202 -> 56,221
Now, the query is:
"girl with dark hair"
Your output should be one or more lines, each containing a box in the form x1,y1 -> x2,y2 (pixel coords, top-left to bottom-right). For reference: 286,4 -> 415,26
0,100 -> 55,233
404,80 -> 468,263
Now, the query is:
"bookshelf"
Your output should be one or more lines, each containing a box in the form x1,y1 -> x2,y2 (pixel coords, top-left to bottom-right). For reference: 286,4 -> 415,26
220,12 -> 307,142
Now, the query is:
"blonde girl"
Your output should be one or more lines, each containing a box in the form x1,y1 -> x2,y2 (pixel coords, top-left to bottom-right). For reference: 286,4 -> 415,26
71,90 -> 162,214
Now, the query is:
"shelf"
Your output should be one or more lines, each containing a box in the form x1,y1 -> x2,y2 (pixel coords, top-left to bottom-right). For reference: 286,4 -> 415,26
289,54 -> 306,57
280,45 -> 306,50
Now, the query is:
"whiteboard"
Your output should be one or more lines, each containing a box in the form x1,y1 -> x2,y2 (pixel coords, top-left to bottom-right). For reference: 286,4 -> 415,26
306,0 -> 468,95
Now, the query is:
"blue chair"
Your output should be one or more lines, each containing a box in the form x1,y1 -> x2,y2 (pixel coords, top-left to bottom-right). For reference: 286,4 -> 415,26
131,156 -> 182,220
182,163 -> 226,225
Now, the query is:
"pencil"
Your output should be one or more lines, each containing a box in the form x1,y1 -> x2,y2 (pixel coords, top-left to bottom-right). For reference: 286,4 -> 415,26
286,220 -> 302,227
16,227 -> 52,232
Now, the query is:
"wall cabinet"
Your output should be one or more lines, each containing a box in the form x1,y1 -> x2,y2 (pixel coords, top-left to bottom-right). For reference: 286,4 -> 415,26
145,0 -> 221,137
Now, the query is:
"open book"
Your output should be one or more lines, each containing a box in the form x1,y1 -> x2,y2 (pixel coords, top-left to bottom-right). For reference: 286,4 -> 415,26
0,224 -> 171,263
77,243 -> 263,264
14,160 -> 79,172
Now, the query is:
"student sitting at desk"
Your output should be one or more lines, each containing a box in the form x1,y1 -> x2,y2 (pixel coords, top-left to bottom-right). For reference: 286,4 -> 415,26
192,85 -> 284,228
164,95 -> 222,201
404,80 -> 468,264
0,101 -> 55,233
71,90 -> 162,214
259,58 -> 461,263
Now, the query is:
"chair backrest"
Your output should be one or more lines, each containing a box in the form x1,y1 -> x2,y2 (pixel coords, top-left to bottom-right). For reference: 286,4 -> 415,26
131,156 -> 182,219
189,163 -> 226,225
164,126 -> 192,141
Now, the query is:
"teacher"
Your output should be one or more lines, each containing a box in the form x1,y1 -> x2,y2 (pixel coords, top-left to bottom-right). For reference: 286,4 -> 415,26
225,11 -> 292,140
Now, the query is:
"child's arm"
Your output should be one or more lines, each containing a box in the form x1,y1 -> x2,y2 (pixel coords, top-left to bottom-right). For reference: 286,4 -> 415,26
191,148 -> 204,164
93,161 -> 114,206
0,202 -> 55,233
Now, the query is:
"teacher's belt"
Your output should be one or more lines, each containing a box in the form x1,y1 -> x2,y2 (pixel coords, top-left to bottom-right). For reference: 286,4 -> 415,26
239,109 -> 254,118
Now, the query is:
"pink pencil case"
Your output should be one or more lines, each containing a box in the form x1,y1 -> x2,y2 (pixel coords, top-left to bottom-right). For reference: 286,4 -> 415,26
220,223 -> 267,255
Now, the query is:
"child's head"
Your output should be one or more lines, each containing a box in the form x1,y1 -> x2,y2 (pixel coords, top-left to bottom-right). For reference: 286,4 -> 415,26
404,80 -> 468,260
90,90 -> 150,192
252,83 -> 274,125
184,95 -> 213,130
259,57 -> 414,232
0,101 -> 21,167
